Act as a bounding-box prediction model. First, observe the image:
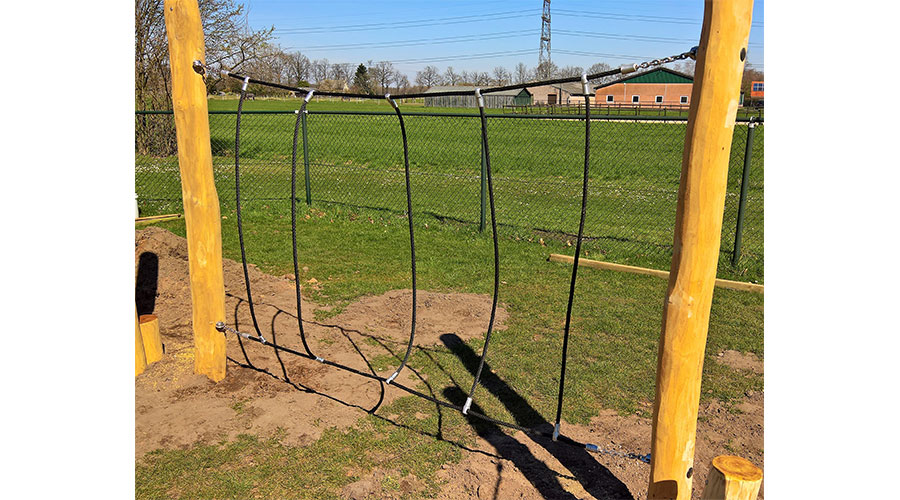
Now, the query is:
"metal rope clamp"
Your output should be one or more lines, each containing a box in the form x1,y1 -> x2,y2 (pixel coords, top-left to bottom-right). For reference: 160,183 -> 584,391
385,93 -> 400,111
474,88 -> 485,109
580,74 -> 589,97
241,76 -> 250,92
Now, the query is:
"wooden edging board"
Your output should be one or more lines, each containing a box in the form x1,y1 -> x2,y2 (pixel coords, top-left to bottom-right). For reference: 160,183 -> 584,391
135,214 -> 183,224
548,254 -> 763,294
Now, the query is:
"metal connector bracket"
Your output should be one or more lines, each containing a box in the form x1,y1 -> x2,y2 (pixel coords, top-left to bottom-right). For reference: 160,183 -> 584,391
241,76 -> 250,91
585,443 -> 599,452
462,397 -> 473,415
474,88 -> 485,108
552,423 -> 560,441
580,74 -> 589,96
385,94 -> 400,111
304,89 -> 315,103
385,371 -> 399,385
619,64 -> 638,75
315,356 -> 324,363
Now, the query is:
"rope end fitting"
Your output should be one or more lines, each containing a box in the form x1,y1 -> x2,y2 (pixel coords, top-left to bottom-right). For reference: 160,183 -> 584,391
474,88 -> 485,109
552,423 -> 560,441
385,371 -> 399,385
580,74 -> 589,97
688,46 -> 699,59
462,397 -> 473,415
304,89 -> 315,104
585,443 -> 599,453
315,356 -> 324,363
242,76 -> 250,91
385,93 -> 400,111
215,321 -> 226,332
619,63 -> 638,75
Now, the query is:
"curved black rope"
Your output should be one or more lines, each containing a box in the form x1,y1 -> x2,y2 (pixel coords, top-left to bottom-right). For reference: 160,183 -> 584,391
233,79 -> 270,368
289,92 -> 317,359
553,89 -> 592,439
463,91 -> 501,414
383,96 -> 417,385
217,325 -> 650,463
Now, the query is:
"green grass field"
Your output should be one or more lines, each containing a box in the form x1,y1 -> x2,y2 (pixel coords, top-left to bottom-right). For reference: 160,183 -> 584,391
137,99 -> 763,283
136,201 -> 762,498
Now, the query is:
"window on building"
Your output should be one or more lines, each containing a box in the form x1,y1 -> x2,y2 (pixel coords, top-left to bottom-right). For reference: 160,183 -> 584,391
680,96 -> 688,104
655,95 -> 663,103
606,95 -> 614,102
632,95 -> 639,103
752,82 -> 764,92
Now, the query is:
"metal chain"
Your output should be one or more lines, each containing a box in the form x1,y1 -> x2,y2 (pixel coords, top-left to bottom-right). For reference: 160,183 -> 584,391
635,46 -> 698,71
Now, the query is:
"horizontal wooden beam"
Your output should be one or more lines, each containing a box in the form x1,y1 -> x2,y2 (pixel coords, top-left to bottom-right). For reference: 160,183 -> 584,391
135,214 -> 183,224
548,254 -> 763,294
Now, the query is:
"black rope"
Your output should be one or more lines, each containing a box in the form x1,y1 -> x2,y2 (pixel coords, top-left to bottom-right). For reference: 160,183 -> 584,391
384,95 -> 418,384
463,90 -> 501,414
290,92 -> 317,358
219,67 -> 624,100
554,88 -> 592,439
233,79 -> 268,354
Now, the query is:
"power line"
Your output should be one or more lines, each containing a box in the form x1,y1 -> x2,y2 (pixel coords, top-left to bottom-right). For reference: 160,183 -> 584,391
275,9 -> 539,34
556,29 -> 763,47
286,30 -> 534,52
555,9 -> 763,28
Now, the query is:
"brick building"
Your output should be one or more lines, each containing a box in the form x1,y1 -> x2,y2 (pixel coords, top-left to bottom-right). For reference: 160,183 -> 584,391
593,67 -> 693,107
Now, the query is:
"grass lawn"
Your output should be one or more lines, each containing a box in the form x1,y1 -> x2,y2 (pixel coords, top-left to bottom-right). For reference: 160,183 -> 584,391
136,201 -> 763,498
137,102 -> 763,282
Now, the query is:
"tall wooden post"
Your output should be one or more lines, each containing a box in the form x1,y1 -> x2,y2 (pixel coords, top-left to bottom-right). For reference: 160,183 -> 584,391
164,0 -> 227,381
647,1 -> 753,499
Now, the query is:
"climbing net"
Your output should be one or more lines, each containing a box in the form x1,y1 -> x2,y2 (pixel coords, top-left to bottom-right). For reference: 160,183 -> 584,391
203,47 -> 697,464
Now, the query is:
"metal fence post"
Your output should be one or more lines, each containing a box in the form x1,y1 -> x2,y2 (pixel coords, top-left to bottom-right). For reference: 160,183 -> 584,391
479,134 -> 487,232
301,111 -> 312,205
731,120 -> 757,266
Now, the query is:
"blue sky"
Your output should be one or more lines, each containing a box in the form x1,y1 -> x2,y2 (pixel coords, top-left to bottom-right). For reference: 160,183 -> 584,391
244,0 -> 763,78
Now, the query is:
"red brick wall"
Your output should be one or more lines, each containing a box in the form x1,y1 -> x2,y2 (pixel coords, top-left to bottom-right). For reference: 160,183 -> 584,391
594,82 -> 693,106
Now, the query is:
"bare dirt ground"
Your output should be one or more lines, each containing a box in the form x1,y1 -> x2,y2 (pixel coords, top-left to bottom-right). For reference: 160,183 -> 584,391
136,227 -> 762,499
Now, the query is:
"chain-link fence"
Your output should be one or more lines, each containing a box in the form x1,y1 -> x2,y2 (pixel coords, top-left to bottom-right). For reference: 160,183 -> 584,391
136,110 -> 763,281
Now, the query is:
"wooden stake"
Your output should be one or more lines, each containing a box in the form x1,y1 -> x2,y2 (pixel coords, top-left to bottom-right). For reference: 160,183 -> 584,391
135,308 -> 147,376
648,1 -> 754,499
139,314 -> 164,364
700,456 -> 762,500
548,254 -> 763,294
135,213 -> 183,224
164,0 -> 226,381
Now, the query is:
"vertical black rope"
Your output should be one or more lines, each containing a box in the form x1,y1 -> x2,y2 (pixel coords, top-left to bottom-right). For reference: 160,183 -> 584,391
384,96 -> 417,384
233,79 -> 267,361
463,90 -> 501,414
290,93 -> 317,358
554,86 -> 592,438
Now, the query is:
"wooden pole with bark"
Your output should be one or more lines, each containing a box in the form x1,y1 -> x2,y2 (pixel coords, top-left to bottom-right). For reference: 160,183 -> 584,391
163,0 -> 227,381
647,1 -> 754,498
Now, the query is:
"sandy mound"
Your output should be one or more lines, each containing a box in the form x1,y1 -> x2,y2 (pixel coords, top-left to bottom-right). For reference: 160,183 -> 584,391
135,227 -> 507,457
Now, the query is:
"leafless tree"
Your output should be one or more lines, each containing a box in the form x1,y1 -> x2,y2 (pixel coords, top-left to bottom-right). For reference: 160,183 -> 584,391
135,0 -> 273,154
443,66 -> 460,85
492,66 -> 511,86
514,62 -> 533,84
311,58 -> 330,83
370,60 -> 398,93
415,65 -> 443,88
587,62 -> 617,84
558,65 -> 584,78
330,62 -> 354,85
283,51 -> 311,85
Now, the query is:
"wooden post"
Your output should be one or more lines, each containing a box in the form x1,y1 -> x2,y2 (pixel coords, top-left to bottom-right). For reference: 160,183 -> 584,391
700,456 -> 762,500
135,308 -> 147,376
139,314 -> 164,364
647,1 -> 754,499
164,0 -> 227,381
